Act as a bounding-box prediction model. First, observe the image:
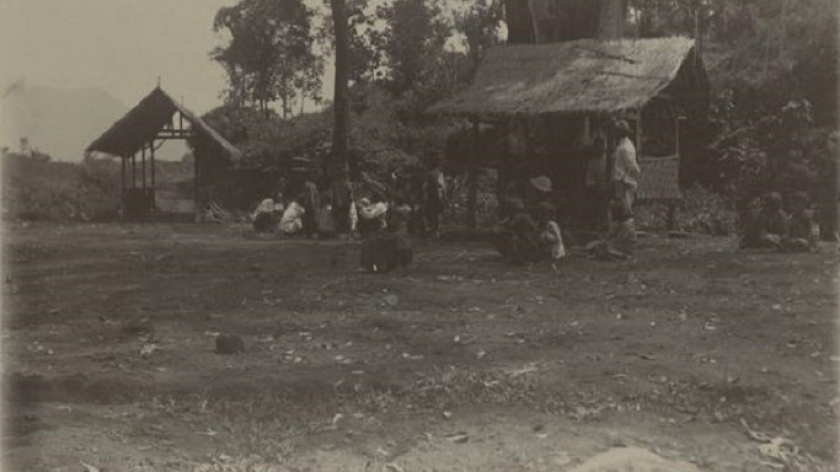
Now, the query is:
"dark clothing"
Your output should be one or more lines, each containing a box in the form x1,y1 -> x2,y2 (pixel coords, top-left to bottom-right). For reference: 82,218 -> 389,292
252,212 -> 276,233
788,210 -> 813,240
361,232 -> 412,273
782,210 -> 816,252
741,208 -> 788,249
302,181 -> 320,237
493,212 -> 542,264
584,185 -> 608,231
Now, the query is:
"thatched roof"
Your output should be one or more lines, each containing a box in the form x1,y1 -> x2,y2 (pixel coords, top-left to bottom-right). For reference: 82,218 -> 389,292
637,155 -> 681,201
430,37 -> 708,118
86,87 -> 241,159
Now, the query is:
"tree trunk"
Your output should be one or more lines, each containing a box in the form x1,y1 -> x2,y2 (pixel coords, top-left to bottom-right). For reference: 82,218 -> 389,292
330,0 -> 352,233
598,0 -> 625,39
467,121 -> 480,230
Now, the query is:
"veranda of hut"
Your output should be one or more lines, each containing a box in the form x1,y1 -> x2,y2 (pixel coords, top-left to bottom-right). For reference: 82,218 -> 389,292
431,37 -> 709,232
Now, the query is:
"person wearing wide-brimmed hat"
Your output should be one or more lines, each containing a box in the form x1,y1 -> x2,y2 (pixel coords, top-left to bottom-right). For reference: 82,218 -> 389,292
528,175 -> 553,198
611,119 -> 640,210
493,197 -> 541,264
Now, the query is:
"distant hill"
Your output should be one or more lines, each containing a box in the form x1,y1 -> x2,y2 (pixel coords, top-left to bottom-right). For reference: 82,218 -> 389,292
1,81 -> 185,162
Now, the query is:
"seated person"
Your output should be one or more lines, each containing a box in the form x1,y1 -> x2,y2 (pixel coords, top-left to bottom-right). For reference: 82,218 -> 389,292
740,192 -> 788,249
388,200 -> 413,236
536,202 -> 566,261
317,200 -> 337,239
279,197 -> 306,235
587,199 -> 637,260
493,198 -> 541,264
361,203 -> 413,273
782,191 -> 818,252
252,198 -> 277,233
357,194 -> 389,238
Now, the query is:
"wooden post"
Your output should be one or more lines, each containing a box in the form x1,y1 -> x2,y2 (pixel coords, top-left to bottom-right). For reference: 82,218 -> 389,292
635,109 -> 643,157
667,201 -> 678,230
467,121 -> 480,230
498,120 -> 511,215
675,116 -> 681,156
150,141 -> 156,212
194,154 -> 200,222
120,156 -> 126,221
131,154 -> 136,189
141,143 -> 147,190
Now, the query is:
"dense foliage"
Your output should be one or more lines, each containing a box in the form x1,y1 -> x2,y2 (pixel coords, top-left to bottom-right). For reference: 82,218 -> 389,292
211,0 -> 324,117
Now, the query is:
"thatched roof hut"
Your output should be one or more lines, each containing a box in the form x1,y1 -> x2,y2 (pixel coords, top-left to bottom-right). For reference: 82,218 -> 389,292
87,87 -> 240,160
429,37 -> 708,118
86,87 -> 242,221
430,37 -> 710,230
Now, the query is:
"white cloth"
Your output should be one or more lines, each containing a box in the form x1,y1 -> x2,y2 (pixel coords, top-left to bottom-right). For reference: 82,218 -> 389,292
279,201 -> 305,234
253,198 -> 274,219
359,201 -> 389,221
542,221 -> 567,260
612,137 -> 640,190
349,201 -> 358,232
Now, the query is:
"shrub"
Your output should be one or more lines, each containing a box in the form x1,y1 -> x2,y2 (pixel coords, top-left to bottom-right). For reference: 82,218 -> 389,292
635,185 -> 738,236
3,154 -> 121,222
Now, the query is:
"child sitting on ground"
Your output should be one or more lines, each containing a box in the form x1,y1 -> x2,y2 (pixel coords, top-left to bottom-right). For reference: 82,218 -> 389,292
740,192 -> 788,250
586,199 -> 637,260
782,191 -> 818,252
536,202 -> 566,261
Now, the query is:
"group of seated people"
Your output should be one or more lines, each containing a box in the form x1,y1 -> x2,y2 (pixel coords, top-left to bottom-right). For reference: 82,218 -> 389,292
740,191 -> 819,252
251,191 -> 401,239
493,175 -> 638,265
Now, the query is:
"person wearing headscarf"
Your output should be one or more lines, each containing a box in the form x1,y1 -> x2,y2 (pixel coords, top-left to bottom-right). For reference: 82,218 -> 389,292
356,193 -> 389,239
279,196 -> 306,235
252,198 -> 277,233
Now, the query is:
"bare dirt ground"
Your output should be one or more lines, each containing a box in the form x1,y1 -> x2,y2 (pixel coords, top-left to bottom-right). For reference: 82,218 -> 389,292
2,222 -> 838,471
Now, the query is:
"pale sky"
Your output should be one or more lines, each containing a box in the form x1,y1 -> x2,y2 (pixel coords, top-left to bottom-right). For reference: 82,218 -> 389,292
0,0 -> 491,116
0,0 -> 331,115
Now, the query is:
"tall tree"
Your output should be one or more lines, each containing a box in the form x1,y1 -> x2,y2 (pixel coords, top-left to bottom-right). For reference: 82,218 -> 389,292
211,0 -> 321,117
454,0 -> 504,77
373,0 -> 451,95
329,0 -> 353,233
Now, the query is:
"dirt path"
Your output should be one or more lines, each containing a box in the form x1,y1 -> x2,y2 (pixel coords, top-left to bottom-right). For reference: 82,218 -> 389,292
3,223 -> 837,471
